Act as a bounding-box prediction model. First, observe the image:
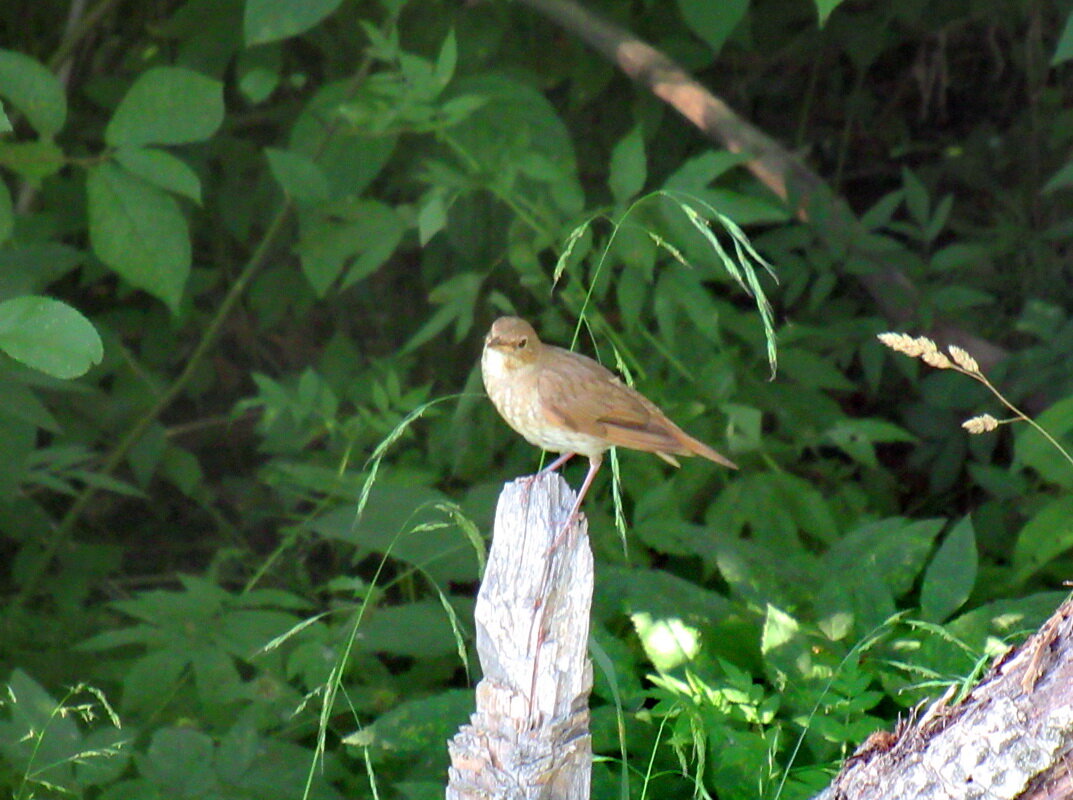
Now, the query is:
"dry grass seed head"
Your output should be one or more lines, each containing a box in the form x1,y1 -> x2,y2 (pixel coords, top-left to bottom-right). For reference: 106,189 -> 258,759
963,414 -> 999,434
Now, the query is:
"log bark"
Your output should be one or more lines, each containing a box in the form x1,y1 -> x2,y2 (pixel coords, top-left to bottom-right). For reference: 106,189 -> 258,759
817,599 -> 1073,800
446,472 -> 594,800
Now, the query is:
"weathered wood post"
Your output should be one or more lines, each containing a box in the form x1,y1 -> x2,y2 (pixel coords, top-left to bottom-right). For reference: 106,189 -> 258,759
446,472 -> 594,800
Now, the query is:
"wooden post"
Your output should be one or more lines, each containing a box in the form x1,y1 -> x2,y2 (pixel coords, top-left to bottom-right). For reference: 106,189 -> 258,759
447,472 -> 594,800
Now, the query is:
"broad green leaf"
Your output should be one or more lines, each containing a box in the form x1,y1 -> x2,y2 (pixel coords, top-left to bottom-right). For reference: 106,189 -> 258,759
3,670 -> 84,782
114,147 -> 202,204
920,517 -> 977,622
0,139 -> 65,181
0,375 -> 60,431
1014,395 -> 1073,489
1052,8 -> 1073,65
901,167 -> 930,228
608,125 -> 646,205
238,45 -> 281,104
814,0 -> 848,24
676,0 -> 749,54
417,189 -> 447,246
930,242 -> 993,271
87,162 -> 191,311
0,99 -> 10,132
355,690 -> 472,753
824,517 -> 945,598
665,151 -> 749,192
760,604 -> 800,656
401,271 -> 482,353
434,30 -> 459,87
1016,299 -> 1065,339
823,418 -> 917,468
597,567 -> 730,625
0,296 -> 102,379
632,611 -> 701,671
0,243 -> 83,297
1012,495 -> 1073,583
290,81 -> 397,199
297,200 -> 404,295
312,487 -> 478,584
0,49 -> 66,135
244,0 -> 344,45
265,147 -> 329,203
105,67 -> 224,147
141,727 -> 217,796
358,601 -> 466,658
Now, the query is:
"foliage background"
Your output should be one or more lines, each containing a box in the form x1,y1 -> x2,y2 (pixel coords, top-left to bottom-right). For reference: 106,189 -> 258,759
2,0 -> 1073,798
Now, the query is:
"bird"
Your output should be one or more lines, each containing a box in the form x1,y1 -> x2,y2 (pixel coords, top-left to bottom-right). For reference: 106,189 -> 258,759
481,316 -> 737,541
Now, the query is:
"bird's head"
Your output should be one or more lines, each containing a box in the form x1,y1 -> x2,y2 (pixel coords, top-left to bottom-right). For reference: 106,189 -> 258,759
484,316 -> 541,369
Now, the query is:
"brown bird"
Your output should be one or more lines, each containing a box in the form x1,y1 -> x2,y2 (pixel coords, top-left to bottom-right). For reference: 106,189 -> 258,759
481,316 -> 737,537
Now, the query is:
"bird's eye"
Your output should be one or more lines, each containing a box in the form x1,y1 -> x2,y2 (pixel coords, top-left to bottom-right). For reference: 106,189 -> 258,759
518,337 -> 528,349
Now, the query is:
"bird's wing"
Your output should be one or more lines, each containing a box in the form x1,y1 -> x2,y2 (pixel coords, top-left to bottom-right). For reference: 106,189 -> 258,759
536,350 -> 687,456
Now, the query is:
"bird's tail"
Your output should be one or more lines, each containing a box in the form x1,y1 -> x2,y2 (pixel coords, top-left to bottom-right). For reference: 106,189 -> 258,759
683,434 -> 738,470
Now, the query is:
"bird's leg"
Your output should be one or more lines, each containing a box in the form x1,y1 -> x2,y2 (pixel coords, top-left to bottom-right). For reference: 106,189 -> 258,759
548,453 -> 602,552
539,452 -> 575,474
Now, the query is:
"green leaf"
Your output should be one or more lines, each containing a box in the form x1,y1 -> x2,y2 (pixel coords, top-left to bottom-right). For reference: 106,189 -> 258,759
823,418 -> 917,468
0,139 -> 65,181
359,601 -> 465,657
665,151 -> 749,192
237,45 -> 281,104
105,67 -> 224,148
265,147 -> 329,204
401,272 -> 482,352
676,0 -> 749,54
141,727 -> 217,796
417,189 -> 447,246
434,30 -> 459,87
823,517 -> 944,597
1012,495 -> 1073,583
244,0 -> 344,45
814,0 -> 848,24
290,81 -> 397,199
0,374 -> 60,431
1052,7 -> 1073,65
0,296 -> 102,379
920,517 -> 977,622
87,162 -> 191,310
1013,395 -> 1073,489
608,125 -> 646,204
1043,159 -> 1073,193
901,167 -> 930,228
0,49 -> 66,135
114,147 -> 202,204
356,690 -> 473,754
297,200 -> 405,295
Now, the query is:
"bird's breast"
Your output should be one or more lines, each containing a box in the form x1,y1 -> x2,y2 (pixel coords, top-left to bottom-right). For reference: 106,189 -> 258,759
481,347 -> 607,458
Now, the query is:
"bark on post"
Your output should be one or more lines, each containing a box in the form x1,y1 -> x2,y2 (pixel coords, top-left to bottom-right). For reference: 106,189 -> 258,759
447,472 -> 594,800
816,598 -> 1073,800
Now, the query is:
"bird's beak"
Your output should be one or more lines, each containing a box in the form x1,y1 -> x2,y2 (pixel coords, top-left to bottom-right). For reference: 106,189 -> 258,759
485,334 -> 502,348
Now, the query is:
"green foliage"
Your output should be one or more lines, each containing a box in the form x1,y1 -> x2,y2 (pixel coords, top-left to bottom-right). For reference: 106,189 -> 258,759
1,0 -> 1072,798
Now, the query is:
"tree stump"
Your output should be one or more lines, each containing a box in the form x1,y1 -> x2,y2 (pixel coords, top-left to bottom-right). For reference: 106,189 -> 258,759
446,472 -> 594,800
